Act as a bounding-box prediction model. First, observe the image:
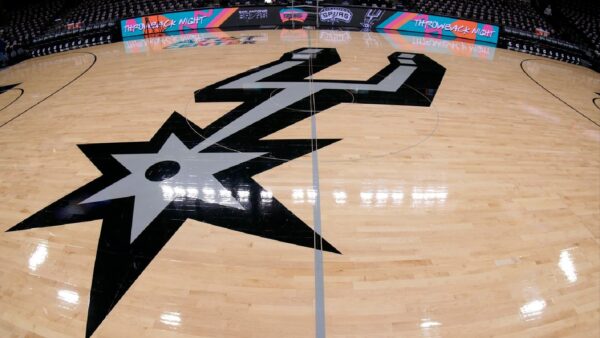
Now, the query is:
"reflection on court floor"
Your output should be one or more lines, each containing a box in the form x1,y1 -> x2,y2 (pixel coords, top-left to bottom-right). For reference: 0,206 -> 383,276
0,29 -> 598,338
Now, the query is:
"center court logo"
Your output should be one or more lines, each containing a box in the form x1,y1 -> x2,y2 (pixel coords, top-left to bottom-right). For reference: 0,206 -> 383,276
7,48 -> 445,337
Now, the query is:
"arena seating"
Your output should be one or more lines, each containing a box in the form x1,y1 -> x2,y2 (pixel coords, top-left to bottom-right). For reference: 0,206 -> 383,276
0,0 -> 66,63
34,1 -> 188,49
323,0 -> 406,10
554,1 -> 599,59
501,27 -> 585,66
0,0 -> 598,70
0,1 -> 66,46
409,0 -> 554,35
39,0 -> 210,43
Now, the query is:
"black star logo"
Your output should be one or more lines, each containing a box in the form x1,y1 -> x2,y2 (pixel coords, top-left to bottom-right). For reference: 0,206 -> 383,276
6,48 -> 446,337
8,112 -> 340,337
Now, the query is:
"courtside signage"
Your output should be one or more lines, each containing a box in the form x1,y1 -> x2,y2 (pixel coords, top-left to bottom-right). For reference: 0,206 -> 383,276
121,8 -> 238,37
120,7 -> 499,45
378,12 -> 499,44
8,47 -> 446,338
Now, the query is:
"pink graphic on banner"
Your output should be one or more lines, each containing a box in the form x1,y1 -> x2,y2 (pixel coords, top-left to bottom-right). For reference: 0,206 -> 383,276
178,10 -> 213,30
211,8 -> 238,26
125,18 -> 138,28
382,12 -> 417,30
416,14 -> 442,35
279,8 -> 308,23
482,24 -> 496,35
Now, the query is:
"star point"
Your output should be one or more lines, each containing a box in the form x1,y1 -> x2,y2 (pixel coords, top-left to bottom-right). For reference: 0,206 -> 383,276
80,132 -> 266,243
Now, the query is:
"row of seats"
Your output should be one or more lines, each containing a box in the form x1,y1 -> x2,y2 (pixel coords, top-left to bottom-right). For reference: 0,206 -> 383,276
0,0 -> 66,47
1,0 -> 598,68
409,0 -> 554,34
324,0 -> 405,10
54,0 -> 209,29
503,26 -> 581,53
34,21 -> 116,44
31,34 -> 114,57
555,1 -> 599,56
0,0 -> 559,50
505,39 -> 584,65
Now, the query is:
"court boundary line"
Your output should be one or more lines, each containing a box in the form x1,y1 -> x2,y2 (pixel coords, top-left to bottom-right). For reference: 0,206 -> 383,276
520,58 -> 600,128
0,51 -> 97,130
179,46 -> 443,338
306,30 -> 327,338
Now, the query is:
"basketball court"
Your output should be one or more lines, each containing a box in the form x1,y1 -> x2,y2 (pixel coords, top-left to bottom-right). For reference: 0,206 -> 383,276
0,29 -> 598,337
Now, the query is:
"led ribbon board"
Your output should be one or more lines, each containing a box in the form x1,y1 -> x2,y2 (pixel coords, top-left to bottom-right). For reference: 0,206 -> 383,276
121,8 -> 239,37
377,12 -> 499,44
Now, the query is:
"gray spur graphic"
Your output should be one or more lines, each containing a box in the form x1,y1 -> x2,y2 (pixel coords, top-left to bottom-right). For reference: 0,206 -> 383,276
7,48 -> 445,337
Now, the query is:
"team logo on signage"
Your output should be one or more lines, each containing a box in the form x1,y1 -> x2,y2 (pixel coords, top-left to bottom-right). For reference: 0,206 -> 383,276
279,8 -> 308,23
7,48 -> 445,337
361,8 -> 384,31
319,7 -> 353,24
239,9 -> 268,21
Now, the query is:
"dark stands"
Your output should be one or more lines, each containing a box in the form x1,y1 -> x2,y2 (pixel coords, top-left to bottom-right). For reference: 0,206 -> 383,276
0,0 -> 67,64
0,0 -> 598,70
0,37 -> 7,68
550,0 -> 600,71
322,0 -> 406,10
410,0 -> 554,34
31,0 -> 228,57
401,0 -> 589,65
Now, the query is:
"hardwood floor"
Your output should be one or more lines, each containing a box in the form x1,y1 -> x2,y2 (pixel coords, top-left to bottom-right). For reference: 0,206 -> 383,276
0,29 -> 598,337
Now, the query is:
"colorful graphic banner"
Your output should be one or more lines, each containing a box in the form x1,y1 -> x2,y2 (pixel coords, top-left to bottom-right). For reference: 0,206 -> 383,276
279,8 -> 308,23
377,12 -> 499,44
121,8 -> 238,37
120,6 -> 499,45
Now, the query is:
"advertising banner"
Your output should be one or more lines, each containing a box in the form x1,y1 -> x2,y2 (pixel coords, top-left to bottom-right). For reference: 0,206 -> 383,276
279,8 -> 309,23
377,12 -> 499,44
231,7 -> 279,26
318,6 -> 383,29
120,6 -> 499,45
121,7 -> 293,37
318,7 -> 354,25
121,9 -> 240,37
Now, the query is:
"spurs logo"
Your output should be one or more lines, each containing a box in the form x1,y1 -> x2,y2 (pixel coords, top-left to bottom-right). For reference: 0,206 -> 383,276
319,7 -> 353,24
361,9 -> 384,31
7,48 -> 445,337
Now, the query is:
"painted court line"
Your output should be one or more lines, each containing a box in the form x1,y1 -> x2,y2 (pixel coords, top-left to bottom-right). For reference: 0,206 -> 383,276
307,31 -> 327,338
